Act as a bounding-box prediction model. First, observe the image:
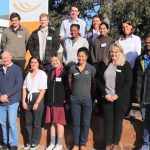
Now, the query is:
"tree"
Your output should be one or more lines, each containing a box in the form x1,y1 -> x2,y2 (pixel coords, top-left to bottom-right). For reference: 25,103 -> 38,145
48,0 -> 100,29
111,0 -> 150,38
48,0 -> 150,38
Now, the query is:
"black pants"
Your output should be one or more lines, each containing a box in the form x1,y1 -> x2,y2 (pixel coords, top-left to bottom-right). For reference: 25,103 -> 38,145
103,99 -> 126,145
12,59 -> 26,71
25,95 -> 44,145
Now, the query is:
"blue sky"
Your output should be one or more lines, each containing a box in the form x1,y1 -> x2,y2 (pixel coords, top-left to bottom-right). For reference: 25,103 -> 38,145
84,3 -> 100,30
0,0 -> 9,16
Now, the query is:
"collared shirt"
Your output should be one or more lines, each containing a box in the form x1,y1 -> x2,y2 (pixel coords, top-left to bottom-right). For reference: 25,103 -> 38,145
92,29 -> 100,41
68,63 -> 96,99
118,34 -> 141,68
59,18 -> 87,38
3,62 -> 13,74
38,26 -> 48,61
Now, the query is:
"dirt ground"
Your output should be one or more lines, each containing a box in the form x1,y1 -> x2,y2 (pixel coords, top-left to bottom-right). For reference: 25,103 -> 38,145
1,108 -> 143,150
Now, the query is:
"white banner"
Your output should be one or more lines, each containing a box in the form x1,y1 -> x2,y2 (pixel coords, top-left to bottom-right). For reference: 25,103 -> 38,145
9,0 -> 48,22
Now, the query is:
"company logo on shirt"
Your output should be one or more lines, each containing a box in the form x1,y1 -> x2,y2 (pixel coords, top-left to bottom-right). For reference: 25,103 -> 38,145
84,71 -> 89,74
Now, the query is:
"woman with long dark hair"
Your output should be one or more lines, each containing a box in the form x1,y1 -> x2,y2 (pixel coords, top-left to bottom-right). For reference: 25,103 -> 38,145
118,20 -> 141,68
68,47 -> 96,150
22,56 -> 47,150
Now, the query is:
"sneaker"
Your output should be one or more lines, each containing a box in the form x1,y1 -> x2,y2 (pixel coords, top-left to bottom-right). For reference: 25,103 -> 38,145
46,143 -> 55,150
23,143 -> 30,150
0,144 -> 9,150
53,144 -> 63,150
10,146 -> 18,150
30,144 -> 39,150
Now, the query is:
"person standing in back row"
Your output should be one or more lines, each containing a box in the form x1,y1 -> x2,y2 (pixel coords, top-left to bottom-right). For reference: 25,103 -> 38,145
118,20 -> 141,118
59,6 -> 87,42
118,20 -> 141,69
1,12 -> 29,70
27,13 -> 60,70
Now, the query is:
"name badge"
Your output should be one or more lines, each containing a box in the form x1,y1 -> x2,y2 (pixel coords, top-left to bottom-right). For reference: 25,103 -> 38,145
18,35 -> 22,38
116,69 -> 121,72
56,77 -> 61,82
74,73 -> 79,76
101,43 -> 107,47
47,36 -> 52,40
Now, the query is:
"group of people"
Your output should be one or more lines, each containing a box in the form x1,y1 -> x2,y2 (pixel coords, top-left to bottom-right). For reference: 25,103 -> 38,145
0,4 -> 150,150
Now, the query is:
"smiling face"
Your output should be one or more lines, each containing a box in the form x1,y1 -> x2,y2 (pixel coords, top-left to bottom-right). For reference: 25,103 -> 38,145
40,16 -> 49,28
1,51 -> 12,67
70,6 -> 79,20
99,24 -> 109,36
51,56 -> 62,69
77,51 -> 88,65
30,58 -> 40,71
92,17 -> 101,30
122,23 -> 133,37
70,26 -> 80,38
10,17 -> 20,29
110,47 -> 121,62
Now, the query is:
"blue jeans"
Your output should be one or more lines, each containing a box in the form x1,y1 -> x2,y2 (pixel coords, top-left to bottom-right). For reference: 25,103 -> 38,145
141,105 -> 150,146
0,102 -> 19,146
70,96 -> 92,146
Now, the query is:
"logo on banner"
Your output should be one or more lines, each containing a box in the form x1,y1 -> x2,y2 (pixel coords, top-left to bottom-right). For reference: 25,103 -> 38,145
12,0 -> 42,12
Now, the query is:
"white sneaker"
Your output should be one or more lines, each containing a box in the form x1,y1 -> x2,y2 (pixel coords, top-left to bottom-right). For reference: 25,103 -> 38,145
46,143 -> 55,150
53,144 -> 63,150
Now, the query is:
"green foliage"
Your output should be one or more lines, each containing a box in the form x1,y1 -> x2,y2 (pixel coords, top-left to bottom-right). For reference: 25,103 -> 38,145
48,0 -> 150,38
110,0 -> 150,38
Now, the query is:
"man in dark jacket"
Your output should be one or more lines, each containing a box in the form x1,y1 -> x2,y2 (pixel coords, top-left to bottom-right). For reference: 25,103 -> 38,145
134,33 -> 150,150
0,51 -> 23,150
27,13 -> 60,70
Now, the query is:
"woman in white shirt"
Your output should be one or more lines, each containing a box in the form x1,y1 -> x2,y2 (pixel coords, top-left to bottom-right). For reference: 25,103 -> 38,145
118,21 -> 141,118
22,56 -> 47,150
118,20 -> 141,68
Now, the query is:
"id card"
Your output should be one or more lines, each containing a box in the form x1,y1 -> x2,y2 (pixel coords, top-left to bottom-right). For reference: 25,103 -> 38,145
56,77 -> 61,82
47,36 -> 52,40
101,43 -> 107,47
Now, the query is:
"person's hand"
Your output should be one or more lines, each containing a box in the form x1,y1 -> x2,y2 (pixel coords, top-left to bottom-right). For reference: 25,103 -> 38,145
111,94 -> 118,101
65,103 -> 70,111
0,94 -> 9,103
105,95 -> 113,102
22,101 -> 28,110
32,103 -> 39,111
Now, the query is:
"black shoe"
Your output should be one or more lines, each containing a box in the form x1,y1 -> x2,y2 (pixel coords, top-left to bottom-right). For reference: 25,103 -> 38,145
0,144 -> 9,150
30,144 -> 39,150
10,145 -> 18,150
23,143 -> 30,150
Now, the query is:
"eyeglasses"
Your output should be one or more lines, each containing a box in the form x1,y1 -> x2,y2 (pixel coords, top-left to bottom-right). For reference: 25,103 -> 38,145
145,42 -> 150,44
